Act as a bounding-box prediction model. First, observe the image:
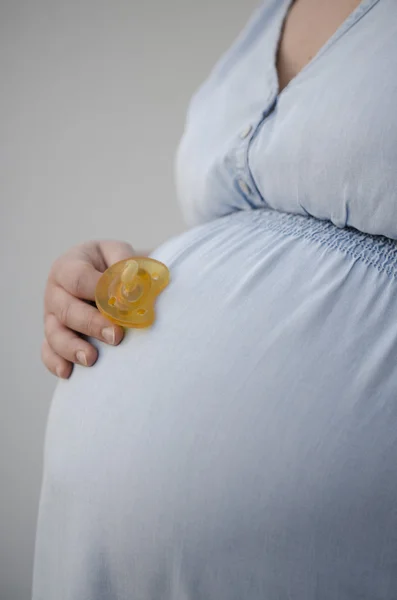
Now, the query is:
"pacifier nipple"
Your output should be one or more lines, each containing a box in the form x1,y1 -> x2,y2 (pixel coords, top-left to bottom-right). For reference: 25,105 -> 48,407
121,259 -> 139,292
109,259 -> 142,305
95,257 -> 170,328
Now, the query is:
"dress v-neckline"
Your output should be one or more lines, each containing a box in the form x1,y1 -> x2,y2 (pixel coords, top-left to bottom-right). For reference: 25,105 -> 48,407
270,0 -> 381,102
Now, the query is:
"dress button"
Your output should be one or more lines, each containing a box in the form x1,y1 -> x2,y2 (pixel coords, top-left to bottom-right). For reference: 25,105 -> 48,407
239,124 -> 252,139
238,179 -> 252,196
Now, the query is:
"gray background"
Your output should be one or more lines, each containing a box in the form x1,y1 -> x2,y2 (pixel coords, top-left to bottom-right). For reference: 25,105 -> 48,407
0,0 -> 258,598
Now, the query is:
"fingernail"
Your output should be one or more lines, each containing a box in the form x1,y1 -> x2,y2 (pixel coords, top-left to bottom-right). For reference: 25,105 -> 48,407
56,366 -> 64,378
102,327 -> 115,345
76,350 -> 87,366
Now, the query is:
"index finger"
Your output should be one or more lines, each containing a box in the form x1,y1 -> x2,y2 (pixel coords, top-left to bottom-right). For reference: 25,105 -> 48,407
53,261 -> 102,301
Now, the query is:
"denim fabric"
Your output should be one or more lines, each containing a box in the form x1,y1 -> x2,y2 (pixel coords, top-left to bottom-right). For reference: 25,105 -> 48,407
33,2 -> 397,598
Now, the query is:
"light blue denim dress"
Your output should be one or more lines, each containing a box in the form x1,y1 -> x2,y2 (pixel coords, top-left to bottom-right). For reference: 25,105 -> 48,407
33,1 -> 397,598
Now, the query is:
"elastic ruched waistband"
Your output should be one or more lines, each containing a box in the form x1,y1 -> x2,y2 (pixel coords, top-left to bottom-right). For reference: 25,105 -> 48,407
245,208 -> 397,280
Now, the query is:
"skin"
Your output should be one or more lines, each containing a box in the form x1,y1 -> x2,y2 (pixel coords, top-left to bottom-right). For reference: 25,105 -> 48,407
276,0 -> 362,92
42,0 -> 363,378
42,241 -> 148,378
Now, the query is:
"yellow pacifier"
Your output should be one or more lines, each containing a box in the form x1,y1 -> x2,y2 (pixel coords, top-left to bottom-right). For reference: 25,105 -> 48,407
95,257 -> 170,328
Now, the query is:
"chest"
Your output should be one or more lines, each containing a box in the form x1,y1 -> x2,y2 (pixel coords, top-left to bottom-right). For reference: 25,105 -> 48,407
176,0 -> 397,238
276,0 -> 363,91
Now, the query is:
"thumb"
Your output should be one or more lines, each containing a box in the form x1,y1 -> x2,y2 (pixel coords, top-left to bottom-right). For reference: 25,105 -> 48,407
62,241 -> 136,301
98,240 -> 137,268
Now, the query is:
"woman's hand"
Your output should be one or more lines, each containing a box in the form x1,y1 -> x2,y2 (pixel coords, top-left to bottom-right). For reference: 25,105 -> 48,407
42,240 -> 139,379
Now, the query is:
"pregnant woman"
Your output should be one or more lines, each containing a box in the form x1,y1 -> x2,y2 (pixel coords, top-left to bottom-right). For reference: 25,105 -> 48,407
33,0 -> 397,598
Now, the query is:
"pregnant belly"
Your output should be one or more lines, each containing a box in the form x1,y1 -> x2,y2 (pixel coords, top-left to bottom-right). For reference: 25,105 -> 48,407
34,209 -> 397,600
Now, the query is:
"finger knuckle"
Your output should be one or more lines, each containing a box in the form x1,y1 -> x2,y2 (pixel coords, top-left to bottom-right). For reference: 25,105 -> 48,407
85,310 -> 98,337
44,314 -> 55,338
70,265 -> 89,297
44,279 -> 57,314
59,302 -> 71,326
